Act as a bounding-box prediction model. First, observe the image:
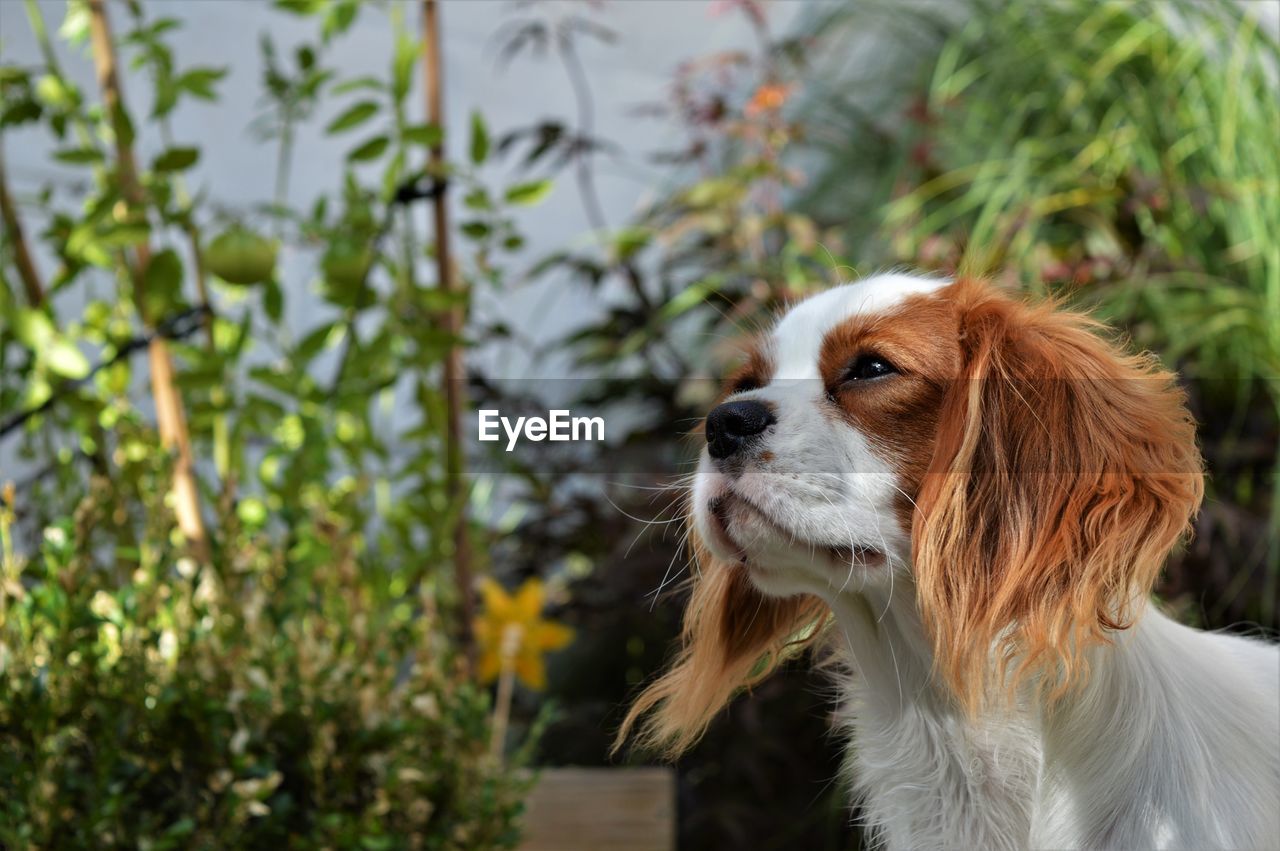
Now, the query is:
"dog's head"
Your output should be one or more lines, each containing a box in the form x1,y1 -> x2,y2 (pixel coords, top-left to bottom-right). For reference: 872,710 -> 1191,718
619,274 -> 1202,755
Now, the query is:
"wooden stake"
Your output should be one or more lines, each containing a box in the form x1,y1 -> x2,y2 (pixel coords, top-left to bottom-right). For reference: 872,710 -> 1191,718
87,0 -> 208,562
422,0 -> 475,672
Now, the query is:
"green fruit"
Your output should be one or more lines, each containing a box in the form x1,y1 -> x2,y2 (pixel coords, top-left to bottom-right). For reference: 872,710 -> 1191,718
205,227 -> 278,286
321,242 -> 374,306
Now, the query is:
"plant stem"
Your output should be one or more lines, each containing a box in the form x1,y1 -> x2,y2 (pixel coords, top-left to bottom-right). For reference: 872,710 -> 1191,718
559,31 -> 610,242
275,119 -> 294,218
0,143 -> 46,307
488,623 -> 522,762
86,0 -> 209,563
158,65 -> 229,498
422,0 -> 475,674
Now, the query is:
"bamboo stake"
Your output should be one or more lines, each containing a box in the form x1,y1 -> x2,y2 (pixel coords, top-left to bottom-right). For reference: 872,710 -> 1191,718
0,144 -> 46,307
488,623 -> 521,762
422,0 -> 475,672
86,0 -> 208,562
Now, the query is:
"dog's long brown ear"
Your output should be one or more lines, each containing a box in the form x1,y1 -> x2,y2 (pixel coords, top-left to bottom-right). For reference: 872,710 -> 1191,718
913,280 -> 1203,714
613,537 -> 826,758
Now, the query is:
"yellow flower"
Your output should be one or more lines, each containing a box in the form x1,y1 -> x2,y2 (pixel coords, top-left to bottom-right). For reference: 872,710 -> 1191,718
474,577 -> 574,691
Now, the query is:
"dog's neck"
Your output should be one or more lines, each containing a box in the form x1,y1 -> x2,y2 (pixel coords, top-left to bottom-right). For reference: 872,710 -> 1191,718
825,584 -> 1276,850
825,585 -> 1042,850
1030,607 -> 1277,849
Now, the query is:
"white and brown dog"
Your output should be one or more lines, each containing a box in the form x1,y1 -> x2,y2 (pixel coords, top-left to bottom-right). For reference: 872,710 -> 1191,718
619,274 -> 1280,850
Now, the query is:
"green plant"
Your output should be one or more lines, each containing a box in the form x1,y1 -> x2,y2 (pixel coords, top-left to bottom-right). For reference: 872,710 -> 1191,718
0,0 -> 555,845
0,480 -> 532,849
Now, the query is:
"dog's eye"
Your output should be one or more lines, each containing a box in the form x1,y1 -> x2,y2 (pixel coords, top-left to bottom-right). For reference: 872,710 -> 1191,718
844,354 -> 898,383
730,375 -> 762,395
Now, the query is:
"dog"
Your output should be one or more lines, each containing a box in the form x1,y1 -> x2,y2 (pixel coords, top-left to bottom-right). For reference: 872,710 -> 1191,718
618,273 -> 1280,850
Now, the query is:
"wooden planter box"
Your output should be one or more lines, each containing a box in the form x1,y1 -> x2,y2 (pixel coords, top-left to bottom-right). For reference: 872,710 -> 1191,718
519,767 -> 676,851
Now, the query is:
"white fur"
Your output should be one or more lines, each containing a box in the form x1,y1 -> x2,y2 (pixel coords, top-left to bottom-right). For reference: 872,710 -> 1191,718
693,273 -> 1280,850
770,272 -> 950,380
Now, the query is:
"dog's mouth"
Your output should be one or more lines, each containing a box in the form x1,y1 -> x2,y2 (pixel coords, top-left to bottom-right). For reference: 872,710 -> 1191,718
706,493 -> 882,567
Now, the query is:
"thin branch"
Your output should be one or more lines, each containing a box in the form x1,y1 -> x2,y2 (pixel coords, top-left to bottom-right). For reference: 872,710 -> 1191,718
559,30 -> 611,240
0,143 -> 46,307
423,0 -> 476,674
0,306 -> 211,439
556,23 -> 666,328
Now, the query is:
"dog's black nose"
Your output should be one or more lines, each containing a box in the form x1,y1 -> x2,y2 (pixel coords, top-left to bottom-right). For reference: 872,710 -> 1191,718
705,400 -> 776,460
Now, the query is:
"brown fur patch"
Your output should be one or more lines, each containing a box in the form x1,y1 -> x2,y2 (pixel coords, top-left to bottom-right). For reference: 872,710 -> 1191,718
817,292 -> 962,530
912,278 -> 1203,714
612,534 -> 827,757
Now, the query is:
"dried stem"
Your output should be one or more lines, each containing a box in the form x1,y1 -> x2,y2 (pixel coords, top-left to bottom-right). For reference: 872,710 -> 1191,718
86,0 -> 209,562
422,0 -> 475,672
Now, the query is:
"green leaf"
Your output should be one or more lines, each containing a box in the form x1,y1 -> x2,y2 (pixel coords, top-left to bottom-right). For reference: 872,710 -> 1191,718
263,278 -> 284,323
143,249 -> 186,319
322,1 -> 360,41
152,79 -> 179,120
12,309 -> 56,351
612,226 -> 651,261
98,223 -> 152,249
176,67 -> 227,100
53,146 -> 103,165
660,275 -> 724,321
35,74 -> 76,110
0,99 -> 42,128
145,248 -> 184,292
59,1 -> 92,45
504,179 -> 553,206
326,100 -> 379,135
463,188 -> 492,211
392,36 -> 419,102
24,375 -> 52,409
403,123 -> 442,147
294,322 -> 341,365
273,0 -> 325,15
110,102 -> 136,147
46,338 -> 90,380
152,146 -> 200,172
347,135 -> 390,162
469,111 -> 489,165
331,76 -> 385,96
460,220 -> 490,240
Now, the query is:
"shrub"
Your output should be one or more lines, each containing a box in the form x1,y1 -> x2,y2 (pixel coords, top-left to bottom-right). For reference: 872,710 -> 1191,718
0,480 -> 531,850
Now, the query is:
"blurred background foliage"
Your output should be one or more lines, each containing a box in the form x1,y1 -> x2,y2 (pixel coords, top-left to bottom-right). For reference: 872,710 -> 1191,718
1,0 -> 538,846
0,0 -> 1276,849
